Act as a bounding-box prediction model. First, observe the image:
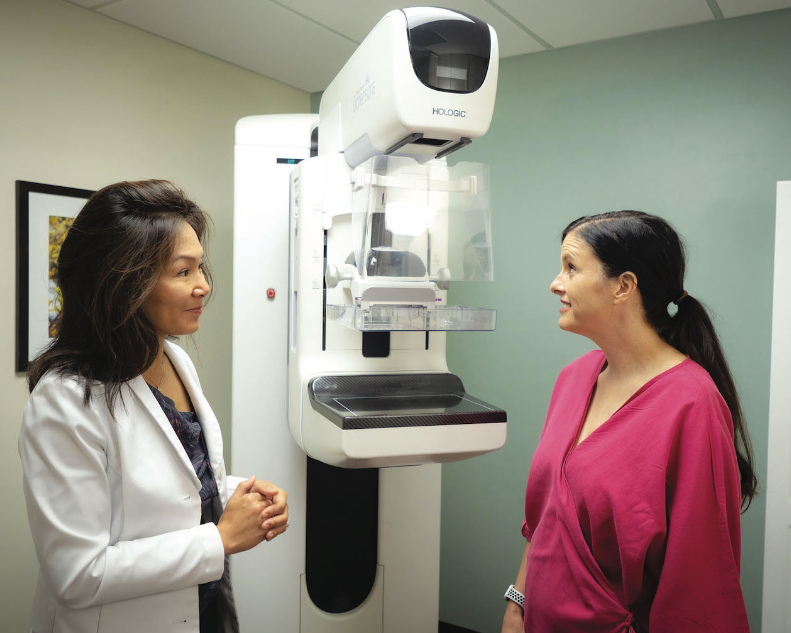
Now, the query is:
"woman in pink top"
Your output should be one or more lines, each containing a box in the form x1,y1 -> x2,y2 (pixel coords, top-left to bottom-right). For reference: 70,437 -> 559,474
501,211 -> 757,633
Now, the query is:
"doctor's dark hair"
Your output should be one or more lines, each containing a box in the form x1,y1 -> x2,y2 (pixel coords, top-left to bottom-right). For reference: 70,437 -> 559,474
563,210 -> 757,510
27,179 -> 213,411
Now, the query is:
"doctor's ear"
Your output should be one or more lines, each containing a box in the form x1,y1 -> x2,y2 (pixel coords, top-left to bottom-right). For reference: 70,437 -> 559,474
613,271 -> 638,304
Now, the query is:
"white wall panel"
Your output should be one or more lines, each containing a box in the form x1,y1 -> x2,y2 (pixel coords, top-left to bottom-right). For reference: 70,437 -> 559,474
763,181 -> 791,633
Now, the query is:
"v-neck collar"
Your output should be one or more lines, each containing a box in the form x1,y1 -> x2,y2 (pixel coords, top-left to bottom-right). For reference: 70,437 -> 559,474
570,352 -> 691,453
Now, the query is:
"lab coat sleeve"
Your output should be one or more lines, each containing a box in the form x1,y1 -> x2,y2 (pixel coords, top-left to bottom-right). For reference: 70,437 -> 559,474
648,394 -> 749,633
18,376 -> 225,610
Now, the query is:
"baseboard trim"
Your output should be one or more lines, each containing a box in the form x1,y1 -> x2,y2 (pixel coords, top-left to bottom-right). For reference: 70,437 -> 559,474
438,621 -> 482,633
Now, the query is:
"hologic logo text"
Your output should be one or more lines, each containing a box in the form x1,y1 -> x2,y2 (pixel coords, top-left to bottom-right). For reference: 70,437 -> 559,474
353,78 -> 376,113
433,107 -> 466,117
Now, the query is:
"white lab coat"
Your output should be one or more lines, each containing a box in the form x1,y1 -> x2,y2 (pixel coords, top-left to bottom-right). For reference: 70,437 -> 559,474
19,341 -> 242,633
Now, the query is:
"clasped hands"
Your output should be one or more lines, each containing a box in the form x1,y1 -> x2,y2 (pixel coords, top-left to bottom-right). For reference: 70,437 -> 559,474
217,476 -> 289,555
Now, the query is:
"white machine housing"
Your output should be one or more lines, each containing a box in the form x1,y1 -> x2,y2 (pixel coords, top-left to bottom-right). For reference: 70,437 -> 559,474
232,7 -> 506,633
320,7 -> 499,165
233,116 -> 457,633
287,6 -> 505,469
288,152 -> 505,468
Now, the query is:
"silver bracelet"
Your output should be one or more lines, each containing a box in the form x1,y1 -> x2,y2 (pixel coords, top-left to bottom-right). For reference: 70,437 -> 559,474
504,584 -> 525,609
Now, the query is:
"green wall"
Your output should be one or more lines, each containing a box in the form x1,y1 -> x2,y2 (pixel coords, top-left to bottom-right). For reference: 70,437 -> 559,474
441,9 -> 791,632
310,90 -> 323,115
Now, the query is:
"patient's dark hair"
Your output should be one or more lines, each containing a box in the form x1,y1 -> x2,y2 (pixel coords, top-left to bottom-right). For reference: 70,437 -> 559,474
27,179 -> 213,411
563,210 -> 757,510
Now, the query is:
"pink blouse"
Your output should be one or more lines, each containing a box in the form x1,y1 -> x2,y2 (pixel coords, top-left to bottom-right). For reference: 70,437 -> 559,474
522,350 -> 749,632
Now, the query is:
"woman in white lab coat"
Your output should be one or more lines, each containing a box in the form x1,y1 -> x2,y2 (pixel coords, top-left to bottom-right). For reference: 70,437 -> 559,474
19,180 -> 289,633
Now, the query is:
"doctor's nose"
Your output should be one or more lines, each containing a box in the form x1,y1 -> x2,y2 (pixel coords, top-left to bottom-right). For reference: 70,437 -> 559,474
193,280 -> 209,297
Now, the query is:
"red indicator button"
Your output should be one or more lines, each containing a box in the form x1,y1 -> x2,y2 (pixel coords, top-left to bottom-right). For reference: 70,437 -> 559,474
266,288 -> 276,299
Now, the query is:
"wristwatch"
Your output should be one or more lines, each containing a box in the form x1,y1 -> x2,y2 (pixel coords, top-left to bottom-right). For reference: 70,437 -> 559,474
504,584 -> 525,609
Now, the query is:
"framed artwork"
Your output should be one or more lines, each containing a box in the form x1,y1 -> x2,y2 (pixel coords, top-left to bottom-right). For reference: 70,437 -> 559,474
16,181 -> 94,372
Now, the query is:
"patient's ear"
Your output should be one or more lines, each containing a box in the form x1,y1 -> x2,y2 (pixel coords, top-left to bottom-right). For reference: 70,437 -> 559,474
613,271 -> 638,304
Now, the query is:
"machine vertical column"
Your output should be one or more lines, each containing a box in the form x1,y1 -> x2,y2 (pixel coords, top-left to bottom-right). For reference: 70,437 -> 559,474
231,114 -> 318,631
379,464 -> 442,632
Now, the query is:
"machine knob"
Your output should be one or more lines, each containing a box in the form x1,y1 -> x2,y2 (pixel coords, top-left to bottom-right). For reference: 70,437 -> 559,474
325,264 -> 354,289
431,267 -> 452,291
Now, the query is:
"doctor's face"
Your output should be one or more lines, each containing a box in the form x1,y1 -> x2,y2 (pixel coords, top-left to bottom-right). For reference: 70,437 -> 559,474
549,231 -> 615,339
142,222 -> 209,339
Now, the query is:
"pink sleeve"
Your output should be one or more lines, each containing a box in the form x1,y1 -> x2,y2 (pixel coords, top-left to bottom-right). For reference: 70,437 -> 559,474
649,396 -> 749,632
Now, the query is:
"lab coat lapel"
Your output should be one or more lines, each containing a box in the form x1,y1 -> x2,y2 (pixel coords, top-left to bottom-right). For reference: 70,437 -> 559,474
128,371 -> 201,491
163,342 -> 227,504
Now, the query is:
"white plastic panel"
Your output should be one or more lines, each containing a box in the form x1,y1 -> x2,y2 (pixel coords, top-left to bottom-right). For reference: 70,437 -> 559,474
379,465 -> 441,633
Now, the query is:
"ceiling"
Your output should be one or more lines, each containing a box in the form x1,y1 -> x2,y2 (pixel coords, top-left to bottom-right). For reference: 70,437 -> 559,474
64,0 -> 791,93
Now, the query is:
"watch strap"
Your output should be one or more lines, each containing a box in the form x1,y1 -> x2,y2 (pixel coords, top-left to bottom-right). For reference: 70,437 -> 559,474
504,584 -> 525,609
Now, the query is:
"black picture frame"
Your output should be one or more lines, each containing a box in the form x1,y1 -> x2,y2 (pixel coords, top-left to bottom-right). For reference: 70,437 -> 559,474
16,181 -> 94,372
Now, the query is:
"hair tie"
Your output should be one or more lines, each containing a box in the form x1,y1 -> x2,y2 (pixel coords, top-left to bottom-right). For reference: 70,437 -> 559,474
673,290 -> 688,306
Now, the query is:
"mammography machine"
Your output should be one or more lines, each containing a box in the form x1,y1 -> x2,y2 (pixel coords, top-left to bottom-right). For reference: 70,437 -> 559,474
232,8 -> 506,632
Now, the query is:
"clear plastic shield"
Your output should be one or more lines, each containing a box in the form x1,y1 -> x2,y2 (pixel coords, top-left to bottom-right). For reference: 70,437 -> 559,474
350,156 -> 494,285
